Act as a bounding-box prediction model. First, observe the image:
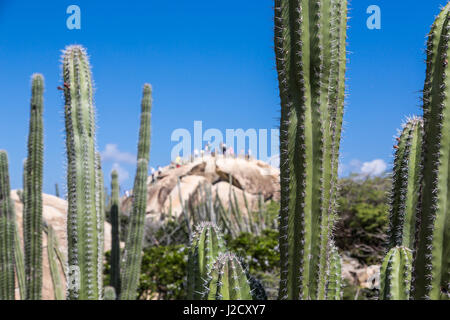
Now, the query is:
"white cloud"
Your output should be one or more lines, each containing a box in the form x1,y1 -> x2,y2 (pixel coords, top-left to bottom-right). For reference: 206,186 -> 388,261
101,144 -> 136,164
360,159 -> 387,176
111,163 -> 130,184
339,158 -> 388,177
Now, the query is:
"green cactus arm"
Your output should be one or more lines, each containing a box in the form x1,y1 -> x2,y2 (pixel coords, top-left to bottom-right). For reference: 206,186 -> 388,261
46,224 -> 65,300
110,170 -> 121,295
413,3 -> 450,300
275,0 -> 348,300
63,45 -> 102,300
204,253 -> 252,300
120,84 -> 152,300
24,73 -> 44,300
380,247 -> 412,300
0,151 -> 16,300
388,117 -> 423,249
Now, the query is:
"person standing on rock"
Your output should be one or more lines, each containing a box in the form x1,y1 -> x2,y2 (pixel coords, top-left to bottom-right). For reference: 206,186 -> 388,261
221,142 -> 227,157
150,167 -> 156,183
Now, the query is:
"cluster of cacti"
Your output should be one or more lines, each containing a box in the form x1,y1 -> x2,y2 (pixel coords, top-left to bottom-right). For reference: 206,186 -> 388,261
23,73 -> 44,300
380,246 -> 412,300
1,0 -> 450,302
186,222 -> 254,300
274,0 -> 348,300
185,182 -> 275,239
383,4 -> 450,300
119,84 -> 152,300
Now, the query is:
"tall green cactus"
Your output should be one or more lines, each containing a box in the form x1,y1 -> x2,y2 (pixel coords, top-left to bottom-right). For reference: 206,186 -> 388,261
380,246 -> 412,300
204,252 -> 252,300
109,170 -> 121,295
62,45 -> 104,300
388,117 -> 423,249
120,84 -> 152,300
274,0 -> 348,300
187,222 -> 226,299
24,73 -> 44,300
413,3 -> 450,300
0,151 -> 15,300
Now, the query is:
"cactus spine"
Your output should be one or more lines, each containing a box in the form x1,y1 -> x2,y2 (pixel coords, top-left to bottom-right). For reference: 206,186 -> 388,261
187,222 -> 226,299
274,0 -> 348,299
24,73 -> 44,300
388,117 -> 423,249
109,170 -> 121,295
204,252 -> 252,300
0,151 -> 15,300
63,45 -> 103,300
380,246 -> 412,300
119,84 -> 152,300
413,3 -> 450,300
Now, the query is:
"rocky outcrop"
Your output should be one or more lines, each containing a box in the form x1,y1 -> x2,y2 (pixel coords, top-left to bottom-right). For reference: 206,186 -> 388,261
11,191 -> 113,300
121,156 -> 280,220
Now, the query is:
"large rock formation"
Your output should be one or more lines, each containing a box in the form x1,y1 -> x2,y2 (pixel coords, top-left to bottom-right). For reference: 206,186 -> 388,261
120,156 -> 280,237
11,191 -> 112,300
122,156 -> 280,214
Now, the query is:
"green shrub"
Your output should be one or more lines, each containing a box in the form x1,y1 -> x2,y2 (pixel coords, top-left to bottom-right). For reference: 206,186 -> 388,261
335,175 -> 391,265
137,245 -> 188,300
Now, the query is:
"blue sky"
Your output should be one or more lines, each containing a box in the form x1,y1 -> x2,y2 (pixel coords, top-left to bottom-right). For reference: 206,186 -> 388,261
0,0 -> 448,194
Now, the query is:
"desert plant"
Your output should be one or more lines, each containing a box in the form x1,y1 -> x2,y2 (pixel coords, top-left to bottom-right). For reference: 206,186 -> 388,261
0,151 -> 16,300
204,252 -> 252,300
380,246 -> 412,300
187,222 -> 226,299
62,45 -> 104,300
413,3 -> 450,300
388,117 -> 423,249
23,73 -> 44,300
274,0 -> 348,299
119,84 -> 152,300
